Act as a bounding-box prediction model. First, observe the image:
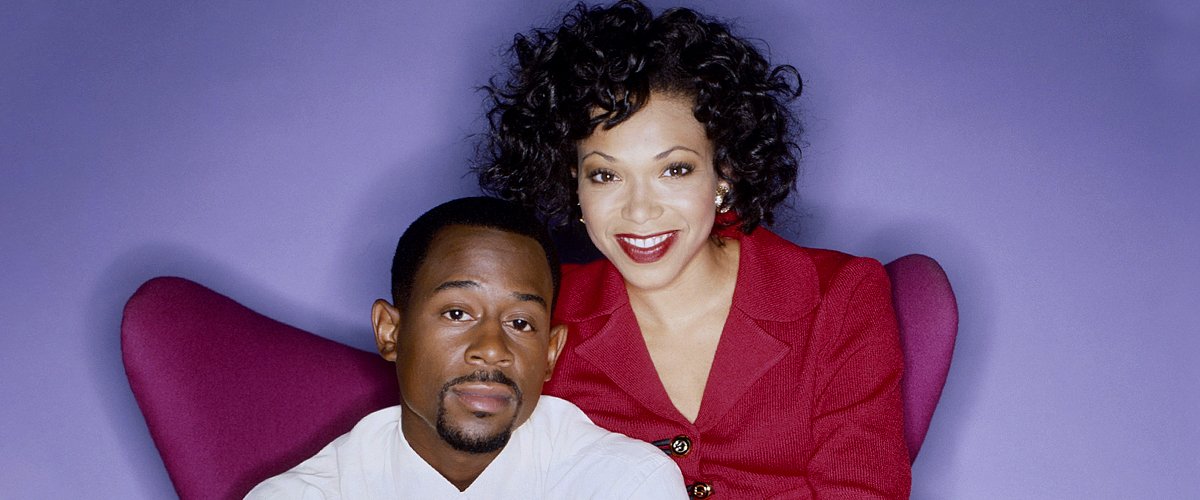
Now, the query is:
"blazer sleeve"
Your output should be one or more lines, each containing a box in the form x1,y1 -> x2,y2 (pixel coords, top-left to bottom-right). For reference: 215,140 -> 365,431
803,259 -> 911,499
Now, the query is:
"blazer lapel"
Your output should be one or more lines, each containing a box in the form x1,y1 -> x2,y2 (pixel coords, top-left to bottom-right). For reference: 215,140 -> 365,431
573,304 -> 685,422
694,308 -> 790,431
693,228 -> 818,430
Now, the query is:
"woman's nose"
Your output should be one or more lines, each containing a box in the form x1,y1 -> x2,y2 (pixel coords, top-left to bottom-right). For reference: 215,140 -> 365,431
620,179 -> 663,224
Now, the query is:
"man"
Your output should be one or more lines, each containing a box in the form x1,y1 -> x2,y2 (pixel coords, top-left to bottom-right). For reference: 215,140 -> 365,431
248,197 -> 685,499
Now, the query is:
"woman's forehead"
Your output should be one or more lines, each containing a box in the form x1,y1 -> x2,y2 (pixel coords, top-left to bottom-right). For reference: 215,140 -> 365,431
578,94 -> 710,159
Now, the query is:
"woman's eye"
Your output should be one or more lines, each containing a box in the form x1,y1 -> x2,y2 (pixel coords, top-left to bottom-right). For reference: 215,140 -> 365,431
442,309 -> 473,322
663,162 -> 693,177
586,169 -> 618,184
508,318 -> 535,332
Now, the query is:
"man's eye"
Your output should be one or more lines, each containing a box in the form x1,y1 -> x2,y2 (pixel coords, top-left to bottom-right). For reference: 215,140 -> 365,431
508,319 -> 534,332
442,309 -> 473,322
663,162 -> 693,177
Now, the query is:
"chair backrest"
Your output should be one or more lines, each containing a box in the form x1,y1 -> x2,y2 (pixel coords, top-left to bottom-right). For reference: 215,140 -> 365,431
121,277 -> 398,500
122,256 -> 957,497
884,254 -> 959,462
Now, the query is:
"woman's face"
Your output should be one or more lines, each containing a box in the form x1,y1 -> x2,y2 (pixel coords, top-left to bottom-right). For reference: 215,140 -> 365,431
575,92 -> 725,292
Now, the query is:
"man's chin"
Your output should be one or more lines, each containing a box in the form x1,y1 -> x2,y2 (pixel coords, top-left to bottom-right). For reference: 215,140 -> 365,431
436,405 -> 521,454
437,420 -> 514,454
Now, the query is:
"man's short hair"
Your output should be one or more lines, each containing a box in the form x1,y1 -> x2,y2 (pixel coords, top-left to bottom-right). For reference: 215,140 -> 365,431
390,196 -> 561,311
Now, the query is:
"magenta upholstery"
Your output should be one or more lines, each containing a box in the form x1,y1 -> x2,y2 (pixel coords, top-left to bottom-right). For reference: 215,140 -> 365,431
121,277 -> 399,500
121,258 -> 955,497
884,254 -> 959,461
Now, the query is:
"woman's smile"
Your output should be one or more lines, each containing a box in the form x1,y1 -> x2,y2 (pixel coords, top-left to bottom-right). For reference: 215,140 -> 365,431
615,231 -> 678,264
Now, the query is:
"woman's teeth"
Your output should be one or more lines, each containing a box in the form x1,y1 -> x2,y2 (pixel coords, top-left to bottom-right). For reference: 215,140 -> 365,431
620,233 -> 670,248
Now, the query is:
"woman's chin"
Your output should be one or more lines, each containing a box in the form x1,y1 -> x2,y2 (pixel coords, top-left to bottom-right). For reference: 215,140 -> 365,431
605,247 -> 694,292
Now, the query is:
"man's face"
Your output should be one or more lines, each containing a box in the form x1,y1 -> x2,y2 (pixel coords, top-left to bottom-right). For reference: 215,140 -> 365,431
373,225 -> 565,457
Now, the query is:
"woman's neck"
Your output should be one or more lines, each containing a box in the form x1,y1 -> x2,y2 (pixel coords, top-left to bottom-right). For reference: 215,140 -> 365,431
625,237 -> 740,331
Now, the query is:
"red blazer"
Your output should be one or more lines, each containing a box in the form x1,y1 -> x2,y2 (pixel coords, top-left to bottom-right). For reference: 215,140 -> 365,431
544,228 -> 911,499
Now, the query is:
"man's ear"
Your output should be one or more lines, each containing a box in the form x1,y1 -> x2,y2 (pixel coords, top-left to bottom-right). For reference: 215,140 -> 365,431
372,299 -> 402,362
543,324 -> 569,381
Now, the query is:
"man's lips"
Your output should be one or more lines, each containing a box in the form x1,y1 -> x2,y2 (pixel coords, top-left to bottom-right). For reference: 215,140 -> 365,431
615,231 -> 677,264
449,383 -> 516,414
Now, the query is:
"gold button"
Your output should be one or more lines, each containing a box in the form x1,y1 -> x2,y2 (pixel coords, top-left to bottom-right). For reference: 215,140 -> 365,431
670,435 -> 692,456
688,482 -> 712,498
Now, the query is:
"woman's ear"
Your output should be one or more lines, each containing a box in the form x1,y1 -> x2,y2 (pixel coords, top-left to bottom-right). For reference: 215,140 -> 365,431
717,165 -> 735,203
717,163 -> 734,183
371,299 -> 402,362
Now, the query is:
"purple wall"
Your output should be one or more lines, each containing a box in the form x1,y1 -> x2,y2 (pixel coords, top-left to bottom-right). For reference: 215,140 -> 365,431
2,1 -> 1196,497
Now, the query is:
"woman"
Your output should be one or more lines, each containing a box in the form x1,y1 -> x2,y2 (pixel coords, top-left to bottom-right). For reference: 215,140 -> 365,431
477,1 -> 910,497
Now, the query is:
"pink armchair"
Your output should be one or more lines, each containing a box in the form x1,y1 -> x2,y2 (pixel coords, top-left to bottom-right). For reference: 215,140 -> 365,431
121,255 -> 956,499
120,277 -> 399,499
886,254 -> 959,460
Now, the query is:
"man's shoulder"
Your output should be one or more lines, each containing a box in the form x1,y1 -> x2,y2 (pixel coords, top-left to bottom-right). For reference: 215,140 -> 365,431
530,396 -> 686,497
244,406 -> 403,499
535,396 -> 663,458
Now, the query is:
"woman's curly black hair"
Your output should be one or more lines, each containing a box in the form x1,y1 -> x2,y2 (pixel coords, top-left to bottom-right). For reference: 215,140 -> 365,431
476,0 -> 803,233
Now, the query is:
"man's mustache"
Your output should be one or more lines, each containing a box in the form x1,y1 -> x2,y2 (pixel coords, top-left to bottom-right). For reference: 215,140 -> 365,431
440,370 -> 523,401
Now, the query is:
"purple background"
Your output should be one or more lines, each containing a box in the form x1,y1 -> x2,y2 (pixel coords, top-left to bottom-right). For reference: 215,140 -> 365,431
3,1 -> 1197,498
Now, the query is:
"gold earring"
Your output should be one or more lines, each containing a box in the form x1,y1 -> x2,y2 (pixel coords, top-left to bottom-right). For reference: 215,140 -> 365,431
577,203 -> 585,224
715,184 -> 731,214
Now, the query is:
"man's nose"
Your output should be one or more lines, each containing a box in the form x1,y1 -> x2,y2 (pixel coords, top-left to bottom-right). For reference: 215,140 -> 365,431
464,321 -> 514,367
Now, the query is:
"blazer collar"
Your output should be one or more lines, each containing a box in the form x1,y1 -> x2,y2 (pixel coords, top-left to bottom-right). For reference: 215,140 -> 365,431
558,228 -> 822,428
728,228 -> 820,322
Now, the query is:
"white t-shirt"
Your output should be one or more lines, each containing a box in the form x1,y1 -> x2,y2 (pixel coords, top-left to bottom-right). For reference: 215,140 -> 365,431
246,396 -> 686,499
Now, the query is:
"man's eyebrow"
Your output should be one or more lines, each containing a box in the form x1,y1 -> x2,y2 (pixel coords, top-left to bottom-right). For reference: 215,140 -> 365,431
511,292 -> 548,308
433,281 -> 547,308
433,280 -> 480,292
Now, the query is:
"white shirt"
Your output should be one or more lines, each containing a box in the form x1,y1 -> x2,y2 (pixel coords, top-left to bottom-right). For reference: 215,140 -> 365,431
246,396 -> 686,499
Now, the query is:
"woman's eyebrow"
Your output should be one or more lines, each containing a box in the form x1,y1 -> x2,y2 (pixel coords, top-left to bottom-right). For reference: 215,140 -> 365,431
579,150 -> 616,162
654,146 -> 699,159
580,146 -> 698,162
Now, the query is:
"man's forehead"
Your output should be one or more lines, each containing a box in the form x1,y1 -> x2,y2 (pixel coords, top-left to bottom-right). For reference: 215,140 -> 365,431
416,225 -> 551,292
426,225 -> 543,261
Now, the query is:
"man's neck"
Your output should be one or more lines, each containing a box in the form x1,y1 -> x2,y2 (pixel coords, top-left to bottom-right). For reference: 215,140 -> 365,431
399,411 -> 502,491
420,447 -> 499,492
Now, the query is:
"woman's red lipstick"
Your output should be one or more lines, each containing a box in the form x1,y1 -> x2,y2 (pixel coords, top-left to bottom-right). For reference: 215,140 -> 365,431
615,231 -> 677,264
